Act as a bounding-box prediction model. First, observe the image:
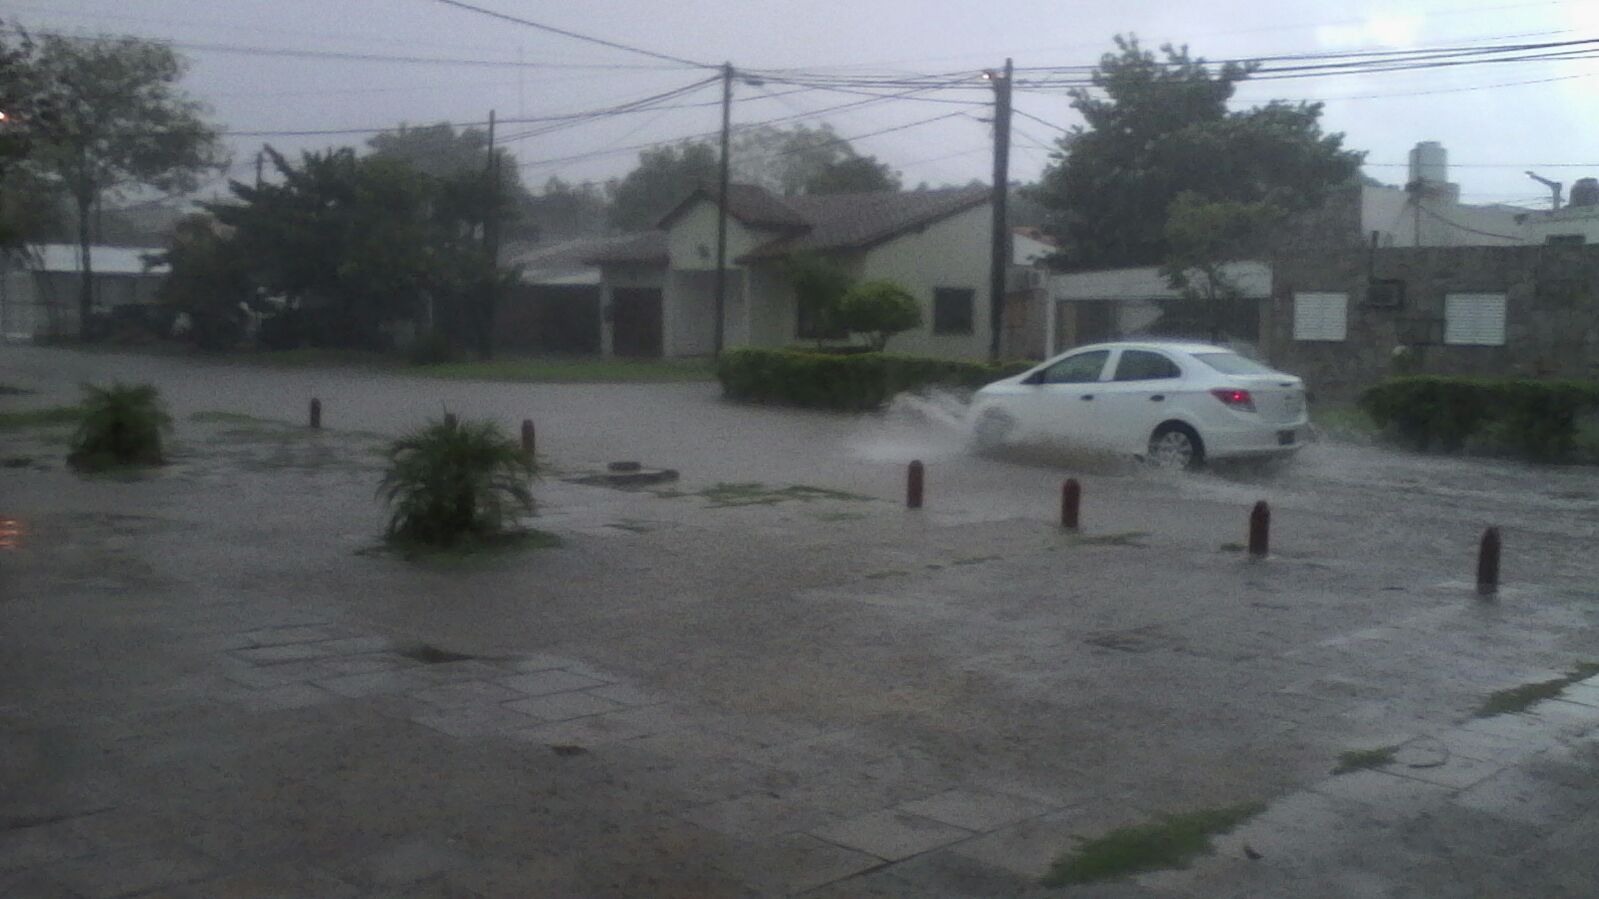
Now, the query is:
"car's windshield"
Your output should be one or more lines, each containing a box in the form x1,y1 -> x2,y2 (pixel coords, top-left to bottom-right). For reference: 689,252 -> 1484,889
1193,353 -> 1276,376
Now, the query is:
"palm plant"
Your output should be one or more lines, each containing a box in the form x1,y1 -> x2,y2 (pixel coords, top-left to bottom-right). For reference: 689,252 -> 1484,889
378,416 -> 534,547
68,382 -> 173,470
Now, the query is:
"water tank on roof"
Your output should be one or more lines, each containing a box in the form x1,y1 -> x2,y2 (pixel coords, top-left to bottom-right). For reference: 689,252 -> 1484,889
1570,178 -> 1599,208
1408,141 -> 1448,186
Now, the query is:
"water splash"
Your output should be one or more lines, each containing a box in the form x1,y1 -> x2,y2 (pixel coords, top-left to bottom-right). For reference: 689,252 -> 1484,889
845,390 -> 974,463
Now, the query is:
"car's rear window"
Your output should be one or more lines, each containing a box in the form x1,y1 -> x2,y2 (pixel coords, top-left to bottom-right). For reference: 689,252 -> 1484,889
1193,353 -> 1276,375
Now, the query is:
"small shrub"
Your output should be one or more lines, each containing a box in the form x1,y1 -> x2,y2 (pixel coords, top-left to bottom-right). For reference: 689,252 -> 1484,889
836,280 -> 922,351
717,348 -> 1033,411
378,416 -> 534,547
408,329 -> 465,366
1360,376 -> 1599,460
1043,802 -> 1265,886
68,383 -> 172,470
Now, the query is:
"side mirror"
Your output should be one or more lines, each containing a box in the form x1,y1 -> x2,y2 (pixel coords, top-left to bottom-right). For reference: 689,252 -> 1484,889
1022,370 -> 1046,386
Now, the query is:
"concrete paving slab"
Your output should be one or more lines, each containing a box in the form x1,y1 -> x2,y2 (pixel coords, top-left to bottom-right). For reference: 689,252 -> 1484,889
408,679 -> 526,708
42,841 -> 215,899
897,788 -> 1054,832
312,669 -> 431,699
503,690 -> 624,722
677,792 -> 837,840
809,809 -> 973,862
408,704 -> 538,739
496,669 -> 609,696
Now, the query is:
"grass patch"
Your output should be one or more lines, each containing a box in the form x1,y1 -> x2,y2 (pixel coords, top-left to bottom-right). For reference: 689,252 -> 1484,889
362,528 -> 562,562
1219,541 -> 1246,553
1312,403 -> 1378,441
951,554 -> 1002,566
3,456 -> 35,468
1474,662 -> 1599,718
1043,802 -> 1266,886
605,520 -> 654,533
864,569 -> 908,580
1069,530 -> 1151,547
1332,744 -> 1400,775
416,356 -> 715,383
190,410 -> 282,425
0,383 -> 31,395
0,406 -> 82,430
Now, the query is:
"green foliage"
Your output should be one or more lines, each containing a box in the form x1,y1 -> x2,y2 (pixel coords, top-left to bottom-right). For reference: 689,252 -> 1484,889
732,123 -> 897,197
606,141 -> 718,231
1360,376 -> 1599,460
784,253 -> 854,343
1474,662 -> 1599,718
21,30 -> 226,338
804,154 -> 902,195
407,329 -> 465,366
836,280 -> 922,351
67,382 -> 172,470
378,416 -> 534,548
1043,802 -> 1265,885
1332,745 -> 1400,775
0,405 -> 81,430
1033,35 -> 1361,268
717,348 -> 1033,411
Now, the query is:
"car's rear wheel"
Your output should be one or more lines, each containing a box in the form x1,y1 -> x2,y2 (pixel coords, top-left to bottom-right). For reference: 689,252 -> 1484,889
1148,422 -> 1204,470
973,409 -> 1016,453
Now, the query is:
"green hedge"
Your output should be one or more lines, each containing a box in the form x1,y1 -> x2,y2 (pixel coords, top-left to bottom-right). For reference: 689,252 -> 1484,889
718,348 -> 1034,411
1360,376 -> 1599,460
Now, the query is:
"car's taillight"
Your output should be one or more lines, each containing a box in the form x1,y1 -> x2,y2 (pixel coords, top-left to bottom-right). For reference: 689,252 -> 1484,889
1210,388 -> 1256,412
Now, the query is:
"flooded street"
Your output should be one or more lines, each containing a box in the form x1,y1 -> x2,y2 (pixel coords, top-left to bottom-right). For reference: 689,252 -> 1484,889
5,345 -> 1599,897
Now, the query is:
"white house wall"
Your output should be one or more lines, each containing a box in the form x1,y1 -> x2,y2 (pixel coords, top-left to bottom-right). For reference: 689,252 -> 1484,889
1521,206 -> 1599,244
855,203 -> 992,359
666,201 -> 769,271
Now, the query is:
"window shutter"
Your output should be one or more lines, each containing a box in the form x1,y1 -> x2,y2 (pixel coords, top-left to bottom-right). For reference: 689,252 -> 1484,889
1292,293 -> 1348,342
1444,294 -> 1507,346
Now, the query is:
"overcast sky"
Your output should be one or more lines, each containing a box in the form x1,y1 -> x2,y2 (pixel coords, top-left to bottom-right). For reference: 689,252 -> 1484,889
8,0 -> 1599,210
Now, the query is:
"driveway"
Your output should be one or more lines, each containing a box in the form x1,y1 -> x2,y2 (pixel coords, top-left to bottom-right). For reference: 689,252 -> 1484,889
3,345 -> 1598,897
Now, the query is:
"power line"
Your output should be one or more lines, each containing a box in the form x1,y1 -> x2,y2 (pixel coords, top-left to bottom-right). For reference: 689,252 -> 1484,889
428,0 -> 714,69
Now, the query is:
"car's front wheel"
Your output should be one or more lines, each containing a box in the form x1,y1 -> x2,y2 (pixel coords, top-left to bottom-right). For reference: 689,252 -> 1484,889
1148,422 -> 1205,470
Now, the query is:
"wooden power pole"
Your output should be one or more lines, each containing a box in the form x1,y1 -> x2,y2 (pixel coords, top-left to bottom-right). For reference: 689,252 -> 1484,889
988,58 -> 1013,362
713,62 -> 733,357
482,109 -> 500,360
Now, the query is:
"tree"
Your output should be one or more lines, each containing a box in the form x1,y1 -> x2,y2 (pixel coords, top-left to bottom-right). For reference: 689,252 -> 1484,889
25,32 -> 225,338
0,22 -> 58,249
1160,191 -> 1282,342
606,141 -> 718,231
1033,35 -> 1362,268
804,155 -> 901,195
524,176 -> 608,242
837,280 -> 921,351
366,121 -> 533,240
184,147 -> 499,352
783,253 -> 853,346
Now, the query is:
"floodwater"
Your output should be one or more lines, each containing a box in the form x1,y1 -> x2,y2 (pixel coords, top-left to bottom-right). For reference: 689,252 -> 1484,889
3,345 -> 1596,592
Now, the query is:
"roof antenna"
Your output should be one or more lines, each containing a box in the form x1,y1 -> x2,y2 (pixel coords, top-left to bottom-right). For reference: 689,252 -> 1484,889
1526,171 -> 1563,211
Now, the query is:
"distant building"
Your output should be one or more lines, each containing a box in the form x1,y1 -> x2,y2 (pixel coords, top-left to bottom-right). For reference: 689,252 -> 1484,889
0,244 -> 168,342
1519,177 -> 1599,245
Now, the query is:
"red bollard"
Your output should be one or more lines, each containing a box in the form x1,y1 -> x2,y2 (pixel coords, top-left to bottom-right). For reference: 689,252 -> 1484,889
1248,500 -> 1270,559
906,460 -> 924,509
521,419 -> 536,457
1477,527 -> 1501,597
1061,478 -> 1081,530
309,397 -> 321,429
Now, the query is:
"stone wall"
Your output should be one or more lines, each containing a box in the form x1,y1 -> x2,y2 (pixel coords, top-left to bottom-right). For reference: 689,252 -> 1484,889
1264,245 -> 1599,400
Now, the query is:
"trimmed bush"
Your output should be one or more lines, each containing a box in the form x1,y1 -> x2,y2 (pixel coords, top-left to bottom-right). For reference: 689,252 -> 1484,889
378,416 -> 534,547
717,348 -> 1033,411
1360,376 -> 1599,460
836,280 -> 922,351
68,383 -> 173,470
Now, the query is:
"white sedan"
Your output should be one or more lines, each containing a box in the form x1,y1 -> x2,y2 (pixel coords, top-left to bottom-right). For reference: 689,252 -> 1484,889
970,341 -> 1309,468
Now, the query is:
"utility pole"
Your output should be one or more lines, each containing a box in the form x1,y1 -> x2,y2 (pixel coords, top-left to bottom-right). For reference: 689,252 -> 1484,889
254,149 -> 263,189
712,62 -> 733,357
987,58 -> 1013,362
482,109 -> 500,360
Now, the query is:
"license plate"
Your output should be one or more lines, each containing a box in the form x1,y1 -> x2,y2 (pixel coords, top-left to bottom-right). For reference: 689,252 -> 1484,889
1278,430 -> 1296,446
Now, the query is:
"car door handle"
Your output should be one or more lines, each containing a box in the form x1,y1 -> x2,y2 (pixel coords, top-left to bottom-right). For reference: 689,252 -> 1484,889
1150,395 -> 1165,402
1080,394 -> 1094,401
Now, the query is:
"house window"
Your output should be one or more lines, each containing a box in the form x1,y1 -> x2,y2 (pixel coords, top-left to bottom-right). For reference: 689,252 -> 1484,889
933,288 -> 975,335
1292,292 -> 1348,342
1444,293 -> 1507,346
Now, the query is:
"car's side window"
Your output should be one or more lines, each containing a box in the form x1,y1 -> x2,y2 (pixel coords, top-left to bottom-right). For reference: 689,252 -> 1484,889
1113,350 -> 1182,381
1041,350 -> 1110,384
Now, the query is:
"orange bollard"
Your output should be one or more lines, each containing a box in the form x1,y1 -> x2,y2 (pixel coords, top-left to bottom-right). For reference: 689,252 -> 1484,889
1477,527 -> 1501,597
309,398 -> 321,429
521,419 -> 536,457
1061,478 -> 1081,530
1248,500 -> 1270,559
907,460 -> 924,509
